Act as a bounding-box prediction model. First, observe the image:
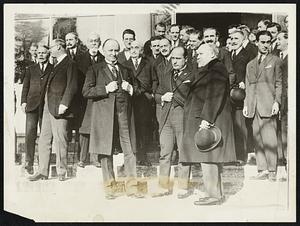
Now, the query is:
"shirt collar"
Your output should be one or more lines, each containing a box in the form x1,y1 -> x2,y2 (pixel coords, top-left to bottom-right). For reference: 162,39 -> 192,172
234,45 -> 243,56
131,57 -> 141,64
257,52 -> 268,61
105,59 -> 119,70
40,62 -> 48,69
56,54 -> 67,65
281,50 -> 288,59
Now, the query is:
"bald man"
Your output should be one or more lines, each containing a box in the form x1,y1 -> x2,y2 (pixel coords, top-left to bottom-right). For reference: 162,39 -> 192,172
82,39 -> 142,199
123,41 -> 153,166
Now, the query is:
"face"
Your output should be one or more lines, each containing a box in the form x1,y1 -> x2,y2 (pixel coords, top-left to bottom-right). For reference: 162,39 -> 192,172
154,25 -> 166,36
249,33 -> 256,42
226,38 -> 232,51
203,29 -> 218,45
49,42 -> 59,58
159,39 -> 172,57
196,44 -> 214,67
87,35 -> 101,55
130,41 -> 142,58
257,34 -> 272,54
29,46 -> 37,58
123,33 -> 135,50
103,40 -> 120,62
65,33 -> 78,49
230,32 -> 244,50
189,34 -> 201,50
179,29 -> 189,44
267,26 -> 279,40
150,40 -> 161,56
171,48 -> 186,70
37,46 -> 50,64
257,21 -> 267,31
276,33 -> 288,51
169,26 -> 180,41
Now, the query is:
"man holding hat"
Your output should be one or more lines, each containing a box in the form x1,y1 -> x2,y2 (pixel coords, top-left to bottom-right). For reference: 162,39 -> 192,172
181,43 -> 236,205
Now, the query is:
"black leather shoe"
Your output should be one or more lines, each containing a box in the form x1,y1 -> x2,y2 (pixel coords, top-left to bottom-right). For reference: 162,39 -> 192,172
58,174 -> 66,181
29,173 -> 48,181
25,165 -> 34,175
77,161 -> 85,168
91,162 -> 101,168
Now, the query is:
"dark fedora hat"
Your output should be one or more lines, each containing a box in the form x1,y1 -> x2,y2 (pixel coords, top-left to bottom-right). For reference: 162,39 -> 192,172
194,125 -> 222,152
230,87 -> 246,102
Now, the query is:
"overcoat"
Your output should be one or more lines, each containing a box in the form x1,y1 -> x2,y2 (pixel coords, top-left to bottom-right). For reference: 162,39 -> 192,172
181,58 -> 236,163
82,61 -> 136,155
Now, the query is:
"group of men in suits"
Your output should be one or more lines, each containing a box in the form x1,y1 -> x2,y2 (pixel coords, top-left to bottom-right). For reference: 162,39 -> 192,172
19,17 -> 288,202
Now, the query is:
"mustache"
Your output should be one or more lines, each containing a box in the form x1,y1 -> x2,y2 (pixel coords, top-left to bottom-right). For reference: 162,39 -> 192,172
205,40 -> 214,43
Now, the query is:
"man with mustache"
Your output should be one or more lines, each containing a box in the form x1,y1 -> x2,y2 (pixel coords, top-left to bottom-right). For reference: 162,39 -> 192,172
77,32 -> 104,168
243,30 -> 282,181
65,32 -> 84,61
230,29 -> 251,165
21,44 -> 53,175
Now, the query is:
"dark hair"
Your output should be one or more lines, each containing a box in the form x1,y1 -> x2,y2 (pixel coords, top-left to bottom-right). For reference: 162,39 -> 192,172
258,19 -> 271,27
170,24 -> 181,30
267,22 -> 282,32
155,22 -> 166,30
122,29 -> 136,40
66,32 -> 78,40
52,39 -> 66,49
30,43 -> 38,48
278,31 -> 288,39
256,30 -> 272,41
150,35 -> 163,42
203,27 -> 220,37
227,24 -> 239,30
171,46 -> 188,58
189,29 -> 203,40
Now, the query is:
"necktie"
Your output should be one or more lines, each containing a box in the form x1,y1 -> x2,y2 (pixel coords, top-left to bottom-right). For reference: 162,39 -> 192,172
91,55 -> 97,64
173,70 -> 179,81
52,57 -> 58,67
134,58 -> 139,70
232,51 -> 236,60
70,50 -> 75,59
258,54 -> 263,65
280,52 -> 284,59
41,63 -> 45,72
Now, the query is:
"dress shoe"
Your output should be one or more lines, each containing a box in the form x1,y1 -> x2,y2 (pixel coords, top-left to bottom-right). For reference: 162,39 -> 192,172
194,196 -> 224,206
250,171 -> 268,180
151,188 -> 171,198
268,172 -> 277,182
91,161 -> 101,168
25,165 -> 34,175
29,173 -> 48,181
58,174 -> 66,181
177,189 -> 193,199
77,161 -> 85,168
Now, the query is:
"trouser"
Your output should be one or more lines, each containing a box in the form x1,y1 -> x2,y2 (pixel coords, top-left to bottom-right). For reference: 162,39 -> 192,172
79,133 -> 98,163
25,108 -> 42,166
38,100 -> 69,176
253,113 -> 278,172
232,109 -> 247,162
245,117 -> 255,153
201,163 -> 223,199
159,106 -> 191,189
281,113 -> 287,162
101,101 -> 137,194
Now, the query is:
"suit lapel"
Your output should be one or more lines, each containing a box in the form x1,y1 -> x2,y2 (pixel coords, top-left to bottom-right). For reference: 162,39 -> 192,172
49,56 -> 68,82
102,64 -> 115,82
135,58 -> 146,77
257,54 -> 273,79
41,63 -> 52,78
173,70 -> 190,92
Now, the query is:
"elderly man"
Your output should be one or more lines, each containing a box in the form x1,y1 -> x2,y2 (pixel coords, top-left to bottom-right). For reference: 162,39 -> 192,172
65,32 -> 83,60
123,40 -> 153,166
29,39 -> 78,181
77,32 -> 104,168
82,39 -> 142,199
182,43 -> 236,205
117,29 -> 136,65
152,46 -> 193,198
21,44 -> 53,174
243,31 -> 282,181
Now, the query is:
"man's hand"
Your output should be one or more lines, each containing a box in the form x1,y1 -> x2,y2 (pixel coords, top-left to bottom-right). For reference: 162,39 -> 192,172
243,106 -> 248,117
199,120 -> 212,130
105,81 -> 118,93
161,92 -> 173,103
271,102 -> 279,116
21,103 -> 27,113
121,80 -> 133,95
239,82 -> 245,89
58,104 -> 68,115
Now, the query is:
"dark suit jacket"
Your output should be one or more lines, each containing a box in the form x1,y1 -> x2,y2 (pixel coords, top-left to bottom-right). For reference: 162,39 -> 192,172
82,61 -> 136,155
152,57 -> 172,94
15,59 -> 36,84
155,66 -> 193,133
143,39 -> 152,58
244,41 -> 258,61
67,47 -> 85,62
117,49 -> 130,65
21,63 -> 53,112
46,56 -> 78,118
77,50 -> 105,133
218,47 -> 236,86
281,55 -> 288,115
232,48 -> 251,85
244,54 -> 282,118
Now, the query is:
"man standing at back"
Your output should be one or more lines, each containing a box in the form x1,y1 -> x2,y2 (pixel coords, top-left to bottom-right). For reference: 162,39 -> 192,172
117,29 -> 136,65
65,32 -> 84,61
143,22 -> 166,57
266,22 -> 282,56
29,39 -> 78,181
169,24 -> 181,49
243,30 -> 282,181
187,29 -> 203,68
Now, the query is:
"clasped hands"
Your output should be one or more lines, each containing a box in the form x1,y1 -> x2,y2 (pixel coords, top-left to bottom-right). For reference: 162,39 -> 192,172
199,120 -> 213,130
105,80 -> 133,95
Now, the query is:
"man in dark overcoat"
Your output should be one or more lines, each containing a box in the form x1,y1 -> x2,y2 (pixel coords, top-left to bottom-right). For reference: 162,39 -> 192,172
181,43 -> 236,205
82,39 -> 139,199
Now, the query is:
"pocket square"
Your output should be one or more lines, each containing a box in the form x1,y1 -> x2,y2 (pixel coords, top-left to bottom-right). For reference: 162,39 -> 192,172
183,80 -> 191,84
265,65 -> 272,69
